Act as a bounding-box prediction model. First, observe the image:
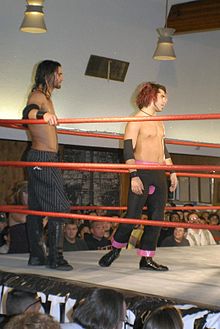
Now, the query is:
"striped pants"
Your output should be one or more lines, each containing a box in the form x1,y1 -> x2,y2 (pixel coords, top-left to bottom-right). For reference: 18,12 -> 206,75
27,149 -> 70,217
26,149 -> 70,260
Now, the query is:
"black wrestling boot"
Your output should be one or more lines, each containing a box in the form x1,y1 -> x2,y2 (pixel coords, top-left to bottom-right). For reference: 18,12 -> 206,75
139,257 -> 169,271
27,218 -> 47,266
48,221 -> 73,271
99,248 -> 121,267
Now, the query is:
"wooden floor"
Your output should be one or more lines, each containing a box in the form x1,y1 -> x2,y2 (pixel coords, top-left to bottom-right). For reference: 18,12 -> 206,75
1,245 -> 220,308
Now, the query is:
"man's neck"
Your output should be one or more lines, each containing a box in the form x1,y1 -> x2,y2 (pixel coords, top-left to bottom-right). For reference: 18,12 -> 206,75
140,106 -> 156,117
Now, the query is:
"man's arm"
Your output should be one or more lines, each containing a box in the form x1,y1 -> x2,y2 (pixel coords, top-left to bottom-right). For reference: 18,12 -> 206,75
164,141 -> 178,192
22,93 -> 58,126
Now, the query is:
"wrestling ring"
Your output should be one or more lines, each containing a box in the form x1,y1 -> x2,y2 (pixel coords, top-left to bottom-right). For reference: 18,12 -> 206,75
0,113 -> 220,326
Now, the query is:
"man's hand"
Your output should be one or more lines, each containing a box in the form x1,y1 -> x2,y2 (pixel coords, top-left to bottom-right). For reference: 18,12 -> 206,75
43,113 -> 58,126
131,176 -> 144,195
169,172 -> 178,192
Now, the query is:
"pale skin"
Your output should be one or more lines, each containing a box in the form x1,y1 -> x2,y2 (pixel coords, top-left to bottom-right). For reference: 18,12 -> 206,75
26,66 -> 64,152
125,88 -> 178,195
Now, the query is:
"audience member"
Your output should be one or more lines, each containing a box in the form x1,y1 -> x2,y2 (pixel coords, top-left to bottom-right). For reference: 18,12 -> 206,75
78,223 -> 90,240
143,305 -> 183,329
157,212 -> 174,247
4,312 -> 60,329
0,227 -> 9,254
0,213 -> 9,253
208,212 -> 220,244
200,211 -> 210,223
84,221 -> 112,250
63,221 -> 88,251
185,212 -> 216,246
6,289 -> 42,316
6,181 -> 29,253
103,221 -> 114,239
0,288 -> 42,328
161,227 -> 190,247
61,288 -> 126,329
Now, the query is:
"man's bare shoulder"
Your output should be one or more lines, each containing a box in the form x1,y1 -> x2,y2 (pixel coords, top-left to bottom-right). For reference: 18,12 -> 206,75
27,90 -> 46,105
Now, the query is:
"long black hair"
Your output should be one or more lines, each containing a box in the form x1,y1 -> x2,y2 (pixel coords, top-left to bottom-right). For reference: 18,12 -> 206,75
73,288 -> 125,329
32,60 -> 61,96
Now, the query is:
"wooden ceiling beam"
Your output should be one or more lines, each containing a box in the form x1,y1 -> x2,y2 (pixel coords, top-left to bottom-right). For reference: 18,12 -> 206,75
167,0 -> 220,34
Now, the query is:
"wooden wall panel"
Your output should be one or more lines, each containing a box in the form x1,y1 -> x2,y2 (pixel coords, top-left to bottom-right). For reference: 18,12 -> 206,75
0,140 -> 28,204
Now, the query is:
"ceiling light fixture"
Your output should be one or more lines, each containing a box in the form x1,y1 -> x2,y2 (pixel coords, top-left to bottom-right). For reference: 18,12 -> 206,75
20,0 -> 47,33
153,0 -> 176,60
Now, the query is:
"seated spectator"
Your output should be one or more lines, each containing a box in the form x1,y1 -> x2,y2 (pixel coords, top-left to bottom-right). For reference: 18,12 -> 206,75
63,221 -> 88,251
0,288 -> 42,328
61,288 -> 126,329
0,227 -> 10,254
200,211 -> 210,223
208,212 -> 220,244
84,221 -> 111,250
185,212 -> 216,246
6,289 -> 42,315
157,211 -> 174,247
0,213 -> 9,253
4,312 -> 60,329
143,305 -> 183,329
161,227 -> 190,247
78,223 -> 90,240
6,181 -> 29,253
103,221 -> 114,240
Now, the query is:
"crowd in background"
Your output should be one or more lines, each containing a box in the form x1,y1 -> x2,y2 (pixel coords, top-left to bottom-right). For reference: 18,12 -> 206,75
1,181 -> 220,255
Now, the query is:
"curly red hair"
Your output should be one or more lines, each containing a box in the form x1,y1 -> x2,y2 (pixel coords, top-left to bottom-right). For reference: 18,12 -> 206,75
136,82 -> 166,109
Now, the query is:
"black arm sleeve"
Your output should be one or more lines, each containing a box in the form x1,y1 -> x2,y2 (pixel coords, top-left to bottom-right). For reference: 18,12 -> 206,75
22,104 -> 40,119
124,139 -> 134,162
164,140 -> 171,159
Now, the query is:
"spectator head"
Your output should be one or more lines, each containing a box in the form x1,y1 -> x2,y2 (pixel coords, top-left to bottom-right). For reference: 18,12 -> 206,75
187,212 -> 200,224
6,289 -> 41,315
0,212 -> 8,231
73,288 -> 126,329
78,223 -> 90,239
183,210 -> 190,222
64,220 -> 78,243
4,312 -> 60,329
201,211 -> 210,221
208,213 -> 220,225
173,227 -> 187,243
103,221 -> 113,239
170,213 -> 181,223
7,181 -> 28,206
90,221 -> 105,240
143,305 -> 183,329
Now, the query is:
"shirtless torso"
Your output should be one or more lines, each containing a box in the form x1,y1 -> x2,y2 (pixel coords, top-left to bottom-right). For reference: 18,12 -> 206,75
27,90 -> 58,152
126,112 -> 165,164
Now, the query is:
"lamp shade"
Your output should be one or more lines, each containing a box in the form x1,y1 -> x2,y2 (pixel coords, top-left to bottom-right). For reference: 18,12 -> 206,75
20,2 -> 47,33
153,28 -> 176,60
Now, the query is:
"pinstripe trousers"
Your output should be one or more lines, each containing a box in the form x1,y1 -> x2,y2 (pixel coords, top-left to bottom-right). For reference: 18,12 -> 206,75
26,149 -> 71,260
27,149 -> 70,217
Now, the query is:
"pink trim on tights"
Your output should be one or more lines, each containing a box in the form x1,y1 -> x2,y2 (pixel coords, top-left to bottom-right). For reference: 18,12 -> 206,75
111,238 -> 127,249
137,249 -> 155,257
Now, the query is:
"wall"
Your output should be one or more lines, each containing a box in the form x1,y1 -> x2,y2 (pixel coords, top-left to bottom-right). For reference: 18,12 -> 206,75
0,0 -> 220,155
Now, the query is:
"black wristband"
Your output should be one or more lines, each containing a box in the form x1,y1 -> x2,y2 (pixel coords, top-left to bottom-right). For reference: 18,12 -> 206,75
130,171 -> 138,178
170,171 -> 176,174
36,110 -> 46,119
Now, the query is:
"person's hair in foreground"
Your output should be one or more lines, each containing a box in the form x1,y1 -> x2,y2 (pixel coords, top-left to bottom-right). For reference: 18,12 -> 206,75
6,289 -> 41,315
72,288 -> 126,329
4,312 -> 61,329
143,305 -> 183,329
